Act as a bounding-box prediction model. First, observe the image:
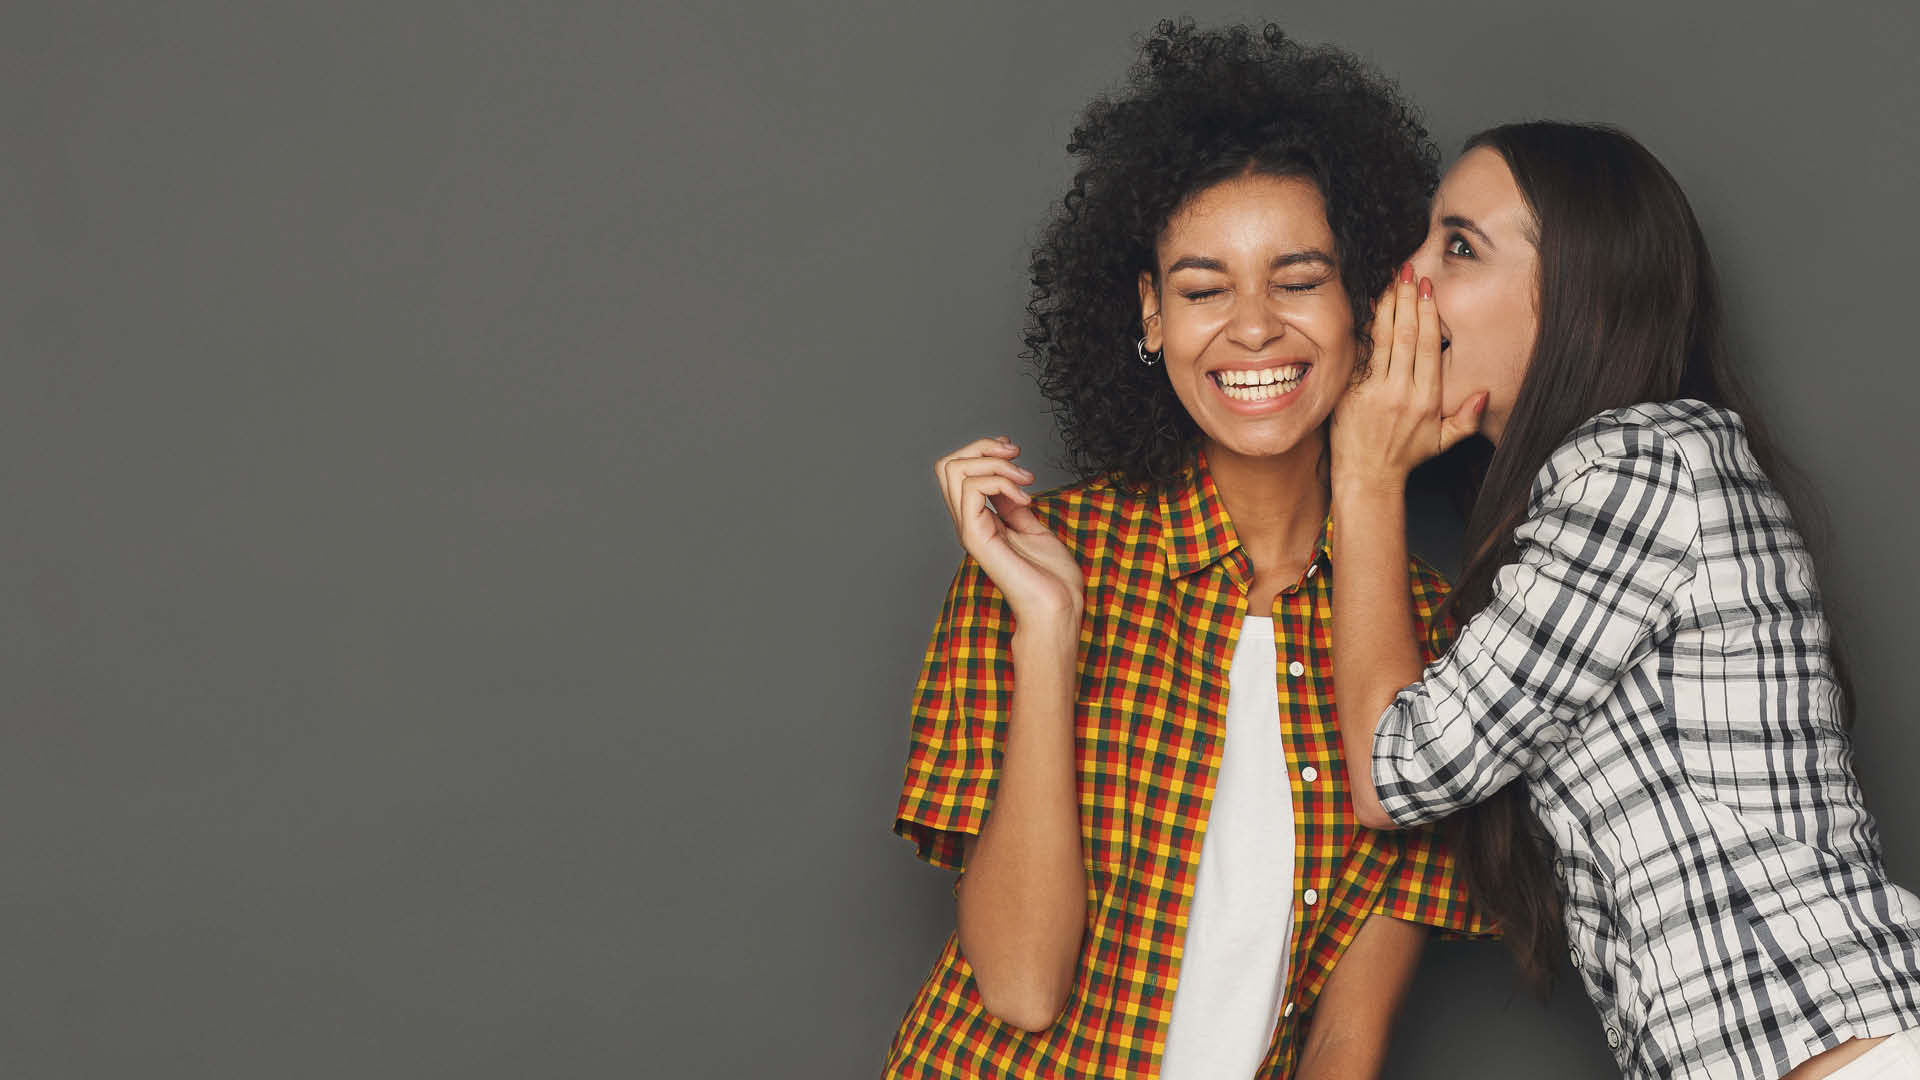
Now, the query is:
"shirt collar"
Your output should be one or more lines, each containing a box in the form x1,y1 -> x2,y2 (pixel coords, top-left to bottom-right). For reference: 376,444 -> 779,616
1158,446 -> 1243,580
1157,447 -> 1335,585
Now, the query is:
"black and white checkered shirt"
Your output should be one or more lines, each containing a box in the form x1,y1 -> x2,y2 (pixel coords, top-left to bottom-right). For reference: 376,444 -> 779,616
1372,400 -> 1920,1079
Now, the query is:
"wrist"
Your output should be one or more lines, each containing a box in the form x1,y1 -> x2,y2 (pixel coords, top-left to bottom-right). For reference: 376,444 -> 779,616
1012,617 -> 1081,665
1333,471 -> 1408,506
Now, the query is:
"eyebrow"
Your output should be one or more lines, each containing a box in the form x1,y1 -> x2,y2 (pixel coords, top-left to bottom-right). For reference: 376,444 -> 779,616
1164,250 -> 1336,274
1440,215 -> 1496,251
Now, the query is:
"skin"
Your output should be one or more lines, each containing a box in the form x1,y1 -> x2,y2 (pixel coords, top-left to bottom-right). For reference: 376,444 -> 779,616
1407,146 -> 1538,441
1139,173 -> 1354,612
1327,151 -> 1882,1080
935,171 -> 1429,1073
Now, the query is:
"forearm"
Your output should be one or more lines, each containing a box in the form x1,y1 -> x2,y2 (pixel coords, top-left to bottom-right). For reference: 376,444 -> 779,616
1294,914 -> 1427,1080
954,624 -> 1089,1031
1331,480 -> 1426,829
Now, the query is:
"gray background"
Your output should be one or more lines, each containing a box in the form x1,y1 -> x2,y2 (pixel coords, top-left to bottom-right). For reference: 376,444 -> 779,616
4,1 -> 1915,1077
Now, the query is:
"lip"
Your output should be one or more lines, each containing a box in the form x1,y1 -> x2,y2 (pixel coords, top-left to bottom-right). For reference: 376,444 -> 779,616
1205,359 -> 1313,414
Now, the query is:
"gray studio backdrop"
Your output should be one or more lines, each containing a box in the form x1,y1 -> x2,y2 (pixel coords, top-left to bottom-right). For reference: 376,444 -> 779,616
4,2 -> 1916,1077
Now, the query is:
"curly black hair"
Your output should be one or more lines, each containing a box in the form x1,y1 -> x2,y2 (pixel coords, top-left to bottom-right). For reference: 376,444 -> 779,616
1026,20 -> 1440,491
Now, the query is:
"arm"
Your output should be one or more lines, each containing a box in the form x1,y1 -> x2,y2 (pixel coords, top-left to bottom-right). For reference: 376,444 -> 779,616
1294,914 -> 1428,1080
1330,478 -> 1425,830
1329,270 -> 1484,830
1368,443 -> 1700,826
1333,275 -> 1702,830
953,624 -> 1087,1031
931,437 -> 1089,1031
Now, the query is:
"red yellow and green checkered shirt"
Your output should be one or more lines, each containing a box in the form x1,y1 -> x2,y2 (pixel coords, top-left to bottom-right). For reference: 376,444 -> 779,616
886,450 -> 1488,1078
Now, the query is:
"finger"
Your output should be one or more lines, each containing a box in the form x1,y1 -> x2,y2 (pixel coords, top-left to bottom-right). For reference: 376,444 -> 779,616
1437,391 -> 1489,453
1391,262 -> 1419,387
958,474 -> 1032,543
990,492 -> 1046,534
939,451 -> 1029,522
1368,284 -> 1397,378
935,436 -> 1020,476
947,456 -> 1036,491
1413,277 -> 1443,404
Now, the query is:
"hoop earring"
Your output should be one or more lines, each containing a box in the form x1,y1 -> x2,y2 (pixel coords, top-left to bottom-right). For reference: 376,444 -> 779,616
1136,336 -> 1161,366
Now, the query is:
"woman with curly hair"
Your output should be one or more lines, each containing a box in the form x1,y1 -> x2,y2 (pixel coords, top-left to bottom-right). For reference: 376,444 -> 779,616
1331,124 -> 1920,1078
886,22 -> 1485,1079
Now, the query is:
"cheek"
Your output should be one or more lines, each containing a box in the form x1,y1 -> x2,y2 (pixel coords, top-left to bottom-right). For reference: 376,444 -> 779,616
1158,308 -> 1218,359
1497,296 -> 1538,384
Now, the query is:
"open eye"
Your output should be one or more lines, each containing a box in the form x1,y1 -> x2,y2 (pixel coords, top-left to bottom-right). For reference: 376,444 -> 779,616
1445,233 -> 1475,259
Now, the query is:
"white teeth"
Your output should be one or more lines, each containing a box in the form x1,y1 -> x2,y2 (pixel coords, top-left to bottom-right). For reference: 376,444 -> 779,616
1215,364 -> 1308,398
1216,364 -> 1306,388
1219,379 -> 1299,402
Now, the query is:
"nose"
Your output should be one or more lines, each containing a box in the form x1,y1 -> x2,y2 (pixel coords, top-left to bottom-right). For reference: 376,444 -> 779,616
1224,292 -> 1285,351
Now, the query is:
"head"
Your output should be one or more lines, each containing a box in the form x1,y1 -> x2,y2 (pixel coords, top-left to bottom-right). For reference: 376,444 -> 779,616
1411,122 -> 1730,454
1027,21 -> 1439,488
1416,122 -> 1828,993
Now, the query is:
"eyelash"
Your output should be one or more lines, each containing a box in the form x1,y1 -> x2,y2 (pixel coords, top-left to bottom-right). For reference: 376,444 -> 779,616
1181,282 -> 1321,301
1445,233 -> 1475,258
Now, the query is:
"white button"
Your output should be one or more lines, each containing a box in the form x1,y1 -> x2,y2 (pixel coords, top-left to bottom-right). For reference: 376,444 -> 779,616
1606,1027 -> 1620,1049
1570,947 -> 1581,967
1303,888 -> 1318,906
1301,766 -> 1319,783
1288,661 -> 1305,677
1305,564 -> 1318,578
1282,1001 -> 1294,1017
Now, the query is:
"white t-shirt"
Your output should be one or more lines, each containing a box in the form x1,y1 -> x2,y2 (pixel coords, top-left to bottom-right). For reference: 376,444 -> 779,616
1157,614 -> 1296,1079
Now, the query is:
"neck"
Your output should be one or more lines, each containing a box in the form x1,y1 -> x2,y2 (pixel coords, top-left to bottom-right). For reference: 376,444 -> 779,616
1203,431 -> 1330,578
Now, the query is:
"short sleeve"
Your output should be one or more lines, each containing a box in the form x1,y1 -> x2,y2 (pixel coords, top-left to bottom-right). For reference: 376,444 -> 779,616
1374,824 -> 1493,936
893,556 -> 1015,872
1373,424 -> 1702,827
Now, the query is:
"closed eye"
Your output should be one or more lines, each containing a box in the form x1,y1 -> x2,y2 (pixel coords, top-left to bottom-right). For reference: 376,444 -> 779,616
1181,289 -> 1225,301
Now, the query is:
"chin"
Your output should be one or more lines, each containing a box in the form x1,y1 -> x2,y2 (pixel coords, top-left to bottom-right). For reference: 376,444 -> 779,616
1199,415 -> 1328,462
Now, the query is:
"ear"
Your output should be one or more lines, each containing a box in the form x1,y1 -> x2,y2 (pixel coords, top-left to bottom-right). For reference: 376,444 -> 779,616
1137,270 -> 1163,352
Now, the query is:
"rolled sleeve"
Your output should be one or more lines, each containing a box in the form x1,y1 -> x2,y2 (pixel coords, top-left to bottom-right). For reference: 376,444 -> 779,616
893,557 -> 1014,871
1374,424 -> 1702,826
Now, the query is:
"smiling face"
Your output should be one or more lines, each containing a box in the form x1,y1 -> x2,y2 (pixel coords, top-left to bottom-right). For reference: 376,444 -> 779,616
1138,173 -> 1356,465
1407,146 -> 1540,443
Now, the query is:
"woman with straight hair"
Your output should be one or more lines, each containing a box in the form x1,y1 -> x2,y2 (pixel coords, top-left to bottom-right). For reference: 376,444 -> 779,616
1330,121 -> 1920,1079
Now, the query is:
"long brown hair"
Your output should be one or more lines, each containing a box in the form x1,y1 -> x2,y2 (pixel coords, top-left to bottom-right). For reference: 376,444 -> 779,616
1438,122 -> 1850,993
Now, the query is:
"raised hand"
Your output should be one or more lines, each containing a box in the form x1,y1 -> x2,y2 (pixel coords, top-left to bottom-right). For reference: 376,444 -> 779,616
1332,263 -> 1487,492
935,436 -> 1085,629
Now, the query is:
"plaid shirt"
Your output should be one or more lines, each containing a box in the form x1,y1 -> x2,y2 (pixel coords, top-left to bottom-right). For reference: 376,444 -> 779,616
887,450 -> 1486,1079
1374,401 -> 1920,1079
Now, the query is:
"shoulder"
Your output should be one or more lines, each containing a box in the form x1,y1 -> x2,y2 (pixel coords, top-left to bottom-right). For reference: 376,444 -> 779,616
1533,400 -> 1733,506
1029,474 -> 1155,563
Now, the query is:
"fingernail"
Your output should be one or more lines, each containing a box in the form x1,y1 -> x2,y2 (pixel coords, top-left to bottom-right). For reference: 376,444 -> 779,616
1419,277 -> 1433,299
1400,262 -> 1414,284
